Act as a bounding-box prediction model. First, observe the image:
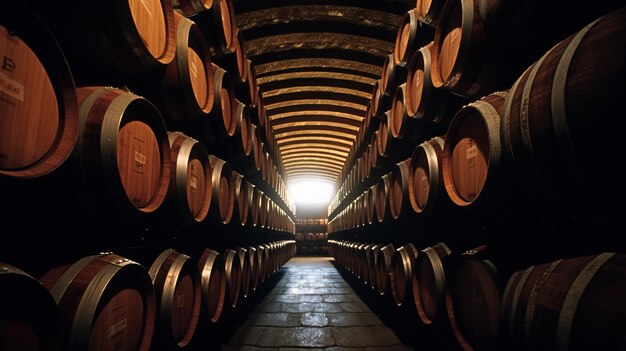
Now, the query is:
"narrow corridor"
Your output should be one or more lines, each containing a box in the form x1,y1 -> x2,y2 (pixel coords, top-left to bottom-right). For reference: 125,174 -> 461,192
221,257 -> 414,350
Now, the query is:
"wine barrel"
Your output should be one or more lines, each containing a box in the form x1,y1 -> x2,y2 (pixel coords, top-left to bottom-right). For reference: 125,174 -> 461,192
172,0 -> 212,17
364,184 -> 376,225
389,158 -> 412,221
143,12 -> 214,127
30,0 -> 176,80
390,244 -> 419,306
380,53 -> 405,101
235,59 -> 258,107
501,8 -> 625,216
40,253 -> 156,351
226,101 -> 253,165
197,249 -> 225,323
246,246 -> 259,291
416,0 -> 446,27
149,249 -> 201,349
215,27 -> 248,85
258,244 -> 270,283
167,131 -> 211,225
368,244 -> 384,290
502,253 -> 626,351
0,262 -> 61,350
247,124 -> 264,176
190,0 -> 236,57
236,247 -> 252,299
75,86 -> 171,217
231,171 -> 248,226
222,249 -> 241,308
250,187 -> 263,227
412,242 -> 452,324
442,91 -> 508,211
375,173 -> 392,223
406,42 -> 465,126
259,194 -> 270,229
409,136 -> 450,216
203,64 -> 236,142
445,245 -> 501,351
375,244 -> 396,295
390,83 -> 425,144
394,8 -> 435,67
0,4 -> 78,179
207,155 -> 234,225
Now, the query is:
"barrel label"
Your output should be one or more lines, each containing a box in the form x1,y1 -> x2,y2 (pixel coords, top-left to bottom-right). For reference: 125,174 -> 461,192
466,145 -> 477,160
190,60 -> 198,79
190,174 -> 198,191
0,70 -> 24,102
177,294 -> 185,308
134,151 -> 146,173
108,318 -> 127,338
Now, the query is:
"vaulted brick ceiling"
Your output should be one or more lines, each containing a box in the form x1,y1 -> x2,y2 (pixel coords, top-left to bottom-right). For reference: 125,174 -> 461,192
234,0 -> 413,184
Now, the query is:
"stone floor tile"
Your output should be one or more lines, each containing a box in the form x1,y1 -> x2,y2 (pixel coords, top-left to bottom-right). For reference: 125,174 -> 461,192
339,302 -> 370,313
332,326 -> 402,347
256,327 -> 335,347
271,294 -> 324,303
244,313 -> 300,327
281,302 -> 342,313
327,313 -> 383,326
322,294 -> 360,303
299,312 -> 329,327
329,287 -> 354,294
257,303 -> 286,313
227,326 -> 267,345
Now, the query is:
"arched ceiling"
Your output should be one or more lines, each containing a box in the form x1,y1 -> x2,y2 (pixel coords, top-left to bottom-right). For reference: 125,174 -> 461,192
234,0 -> 413,184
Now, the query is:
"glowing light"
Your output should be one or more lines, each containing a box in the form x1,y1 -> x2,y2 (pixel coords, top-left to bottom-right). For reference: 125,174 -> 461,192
288,180 -> 335,206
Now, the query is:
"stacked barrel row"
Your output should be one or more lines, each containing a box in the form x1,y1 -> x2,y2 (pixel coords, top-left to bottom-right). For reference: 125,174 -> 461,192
295,217 -> 329,255
329,240 -> 626,351
0,1 -> 294,235
0,240 -> 296,350
328,2 -> 625,230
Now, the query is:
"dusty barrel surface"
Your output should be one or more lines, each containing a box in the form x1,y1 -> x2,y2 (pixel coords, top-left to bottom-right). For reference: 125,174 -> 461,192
40,253 -> 156,351
0,262 -> 61,350
75,86 -> 171,217
148,249 -> 201,349
501,253 -> 626,351
500,7 -> 626,215
197,249 -> 225,323
0,4 -> 79,179
167,132 -> 211,225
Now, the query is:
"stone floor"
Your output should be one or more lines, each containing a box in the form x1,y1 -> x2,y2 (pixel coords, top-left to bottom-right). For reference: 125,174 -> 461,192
221,257 -> 414,350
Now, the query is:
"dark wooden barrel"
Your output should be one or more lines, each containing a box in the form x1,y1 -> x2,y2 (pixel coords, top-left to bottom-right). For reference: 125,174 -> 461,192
246,246 -> 259,291
247,125 -> 264,176
390,83 -> 425,144
375,173 -> 392,223
203,64 -> 236,142
445,245 -> 501,351
442,91 -> 508,211
406,42 -> 465,127
40,253 -> 156,351
394,8 -> 435,67
501,8 -> 625,216
172,0 -> 212,16
190,0 -> 236,57
228,101 -> 253,163
431,0 -> 491,98
259,194 -> 270,229
236,247 -> 252,299
363,185 -> 376,225
250,187 -> 263,227
502,253 -> 626,351
389,158 -> 412,221
258,244 -> 270,283
208,155 -> 234,225
412,242 -> 452,324
222,249 -> 241,308
0,262 -> 61,350
30,0 -> 176,80
148,12 -> 214,126
391,244 -> 419,306
375,244 -> 396,295
0,4 -> 78,179
197,249 -> 225,323
409,136 -> 449,216
416,0 -> 447,27
148,249 -> 201,349
231,171 -> 249,226
76,86 -> 171,217
235,59 -> 258,107
368,244 -> 384,290
167,131 -> 211,225
380,53 -> 405,103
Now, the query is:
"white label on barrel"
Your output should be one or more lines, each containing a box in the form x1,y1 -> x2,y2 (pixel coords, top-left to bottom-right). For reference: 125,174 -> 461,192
177,294 -> 185,308
190,60 -> 198,79
108,318 -> 127,338
190,174 -> 197,191
466,145 -> 476,169
0,71 -> 24,102
134,151 -> 146,173
140,0 -> 153,17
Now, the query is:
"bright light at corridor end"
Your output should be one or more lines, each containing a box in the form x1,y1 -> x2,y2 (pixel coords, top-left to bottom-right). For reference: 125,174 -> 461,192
288,180 -> 335,206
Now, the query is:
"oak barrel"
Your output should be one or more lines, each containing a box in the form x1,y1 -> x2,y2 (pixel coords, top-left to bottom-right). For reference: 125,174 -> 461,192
40,253 -> 156,351
190,0 -> 236,57
236,247 -> 252,299
442,91 -> 507,211
412,242 -> 452,324
203,65 -> 236,142
416,0 -> 447,27
197,249 -> 225,323
394,8 -> 435,67
76,86 -> 171,217
172,0 -> 212,16
148,249 -> 201,348
222,249 -> 241,308
0,4 -> 78,179
208,155 -> 234,225
375,244 -> 396,295
389,158 -> 413,221
390,244 -> 419,306
409,136 -> 449,216
246,246 -> 259,291
390,83 -> 424,143
0,262 -> 61,350
501,253 -> 626,351
167,131 -> 211,225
